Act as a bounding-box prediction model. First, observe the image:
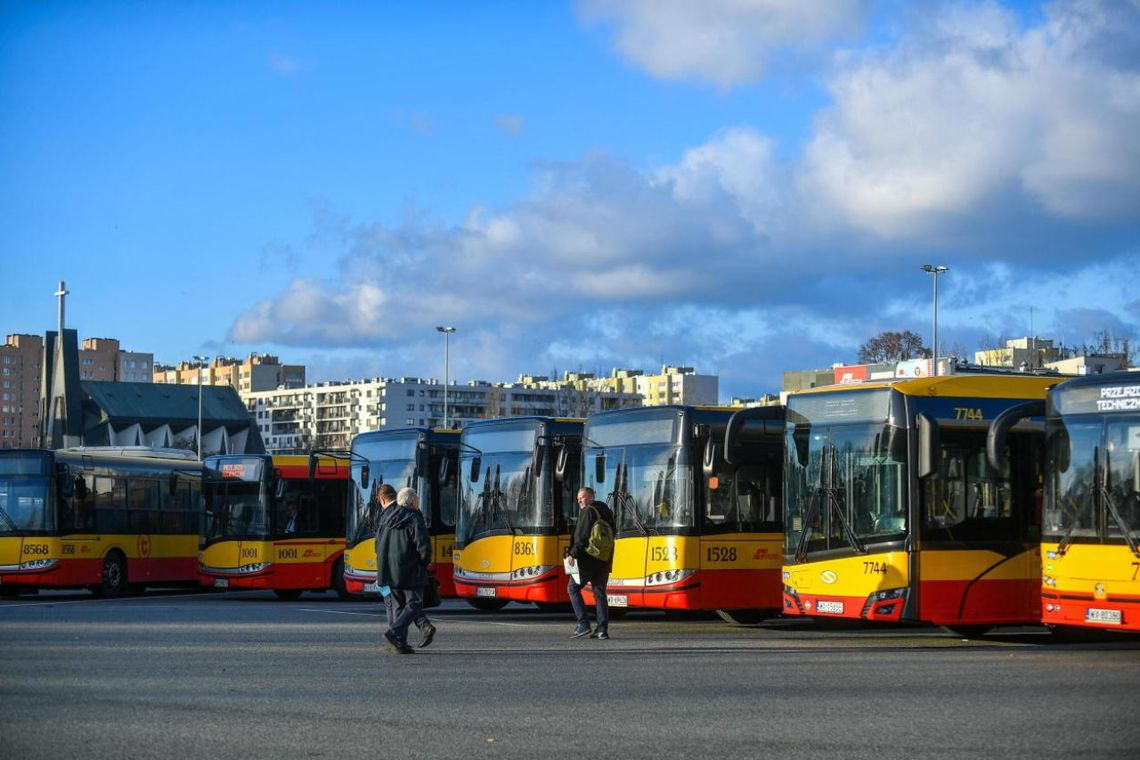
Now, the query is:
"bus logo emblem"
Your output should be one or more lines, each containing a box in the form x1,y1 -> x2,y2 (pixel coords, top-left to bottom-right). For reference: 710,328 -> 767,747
820,571 -> 837,584
1094,582 -> 1106,600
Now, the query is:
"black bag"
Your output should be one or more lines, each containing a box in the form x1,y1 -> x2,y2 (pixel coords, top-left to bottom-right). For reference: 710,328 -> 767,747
423,574 -> 441,608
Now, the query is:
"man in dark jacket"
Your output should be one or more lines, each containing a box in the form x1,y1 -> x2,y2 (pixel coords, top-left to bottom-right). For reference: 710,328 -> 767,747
566,486 -> 616,640
376,486 -> 431,654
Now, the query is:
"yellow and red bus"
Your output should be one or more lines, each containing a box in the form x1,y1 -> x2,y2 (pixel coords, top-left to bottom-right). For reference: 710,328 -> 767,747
0,446 -> 202,598
341,428 -> 459,598
452,417 -> 582,610
991,371 -> 1140,634
782,375 -> 1053,636
198,454 -> 349,600
581,405 -> 784,621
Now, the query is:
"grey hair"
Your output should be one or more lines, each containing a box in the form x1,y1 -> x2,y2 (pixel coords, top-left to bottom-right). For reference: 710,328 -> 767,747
397,487 -> 419,508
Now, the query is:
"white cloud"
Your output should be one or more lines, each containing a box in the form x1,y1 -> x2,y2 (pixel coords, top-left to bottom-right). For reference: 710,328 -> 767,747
578,0 -> 866,88
799,0 -> 1140,237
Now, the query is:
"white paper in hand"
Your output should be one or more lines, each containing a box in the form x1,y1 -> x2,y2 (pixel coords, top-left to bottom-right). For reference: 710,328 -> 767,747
562,555 -> 580,584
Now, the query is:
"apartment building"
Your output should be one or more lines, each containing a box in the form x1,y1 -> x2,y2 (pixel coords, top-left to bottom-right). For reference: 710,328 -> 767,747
0,334 -> 44,449
517,365 -> 718,406
245,376 -> 643,454
154,353 -> 305,393
78,337 -> 154,382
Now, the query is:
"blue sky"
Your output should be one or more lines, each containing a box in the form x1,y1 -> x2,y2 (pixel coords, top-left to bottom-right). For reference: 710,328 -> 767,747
2,0 -> 1138,400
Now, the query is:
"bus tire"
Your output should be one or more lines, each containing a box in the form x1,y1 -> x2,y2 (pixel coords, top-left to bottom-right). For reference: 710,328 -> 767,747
465,598 -> 509,611
332,558 -> 352,601
92,551 -> 128,598
941,625 -> 990,639
716,609 -> 775,625
274,589 -> 303,600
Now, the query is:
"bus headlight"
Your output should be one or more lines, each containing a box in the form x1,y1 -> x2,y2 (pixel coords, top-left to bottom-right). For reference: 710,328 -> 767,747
867,587 -> 907,602
19,558 -> 59,571
645,568 -> 696,587
1042,575 -> 1056,587
238,562 -> 271,574
510,564 -> 553,580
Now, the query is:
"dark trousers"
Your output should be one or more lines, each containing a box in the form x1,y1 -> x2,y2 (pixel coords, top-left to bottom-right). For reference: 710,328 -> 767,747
384,589 -> 430,633
386,586 -> 426,645
567,571 -> 609,631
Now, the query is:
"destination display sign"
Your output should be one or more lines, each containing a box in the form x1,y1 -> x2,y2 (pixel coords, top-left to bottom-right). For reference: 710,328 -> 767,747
787,388 -> 892,426
1054,382 -> 1140,415
208,457 -> 264,481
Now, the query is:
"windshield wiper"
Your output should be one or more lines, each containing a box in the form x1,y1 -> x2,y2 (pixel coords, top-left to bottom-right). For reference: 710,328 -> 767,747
794,445 -> 866,560
1100,450 -> 1140,558
490,466 -> 518,536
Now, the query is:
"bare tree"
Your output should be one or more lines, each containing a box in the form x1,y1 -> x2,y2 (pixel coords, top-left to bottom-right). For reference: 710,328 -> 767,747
857,330 -> 929,363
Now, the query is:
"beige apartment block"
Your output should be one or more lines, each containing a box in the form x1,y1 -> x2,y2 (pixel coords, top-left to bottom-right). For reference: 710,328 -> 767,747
154,353 -> 305,394
79,337 -> 153,382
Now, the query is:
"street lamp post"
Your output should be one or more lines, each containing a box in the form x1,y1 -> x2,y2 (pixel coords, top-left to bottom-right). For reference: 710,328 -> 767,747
436,327 -> 456,428
193,355 -> 209,460
921,265 -> 949,376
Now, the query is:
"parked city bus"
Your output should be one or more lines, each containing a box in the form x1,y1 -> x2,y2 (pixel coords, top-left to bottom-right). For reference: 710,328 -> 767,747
0,446 -> 202,598
782,375 -> 1053,636
199,454 -> 349,600
453,417 -> 583,610
580,405 -> 784,621
341,428 -> 459,598
989,371 -> 1140,634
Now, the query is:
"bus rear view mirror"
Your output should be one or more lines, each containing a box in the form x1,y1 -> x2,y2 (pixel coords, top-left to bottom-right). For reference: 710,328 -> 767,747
703,439 -> 719,478
469,456 -> 482,484
533,444 -> 546,479
359,464 -> 370,490
917,413 -> 939,479
555,447 -> 568,481
437,457 -> 450,486
793,426 -> 810,468
594,453 -> 606,484
273,472 -> 287,500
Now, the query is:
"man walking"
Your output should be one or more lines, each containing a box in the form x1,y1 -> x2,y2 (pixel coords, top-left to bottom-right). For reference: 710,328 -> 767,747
376,486 -> 432,654
566,486 -> 616,640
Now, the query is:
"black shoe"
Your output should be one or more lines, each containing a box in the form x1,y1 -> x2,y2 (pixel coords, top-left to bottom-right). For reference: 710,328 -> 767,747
589,629 -> 609,640
397,644 -> 416,655
419,623 -> 437,649
571,623 -> 592,638
382,630 -> 403,653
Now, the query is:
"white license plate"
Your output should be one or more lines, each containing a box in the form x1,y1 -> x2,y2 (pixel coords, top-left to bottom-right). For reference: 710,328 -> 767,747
1086,607 -> 1122,624
363,582 -> 378,594
606,595 -> 629,607
213,578 -> 229,589
816,600 -> 844,614
476,587 -> 497,597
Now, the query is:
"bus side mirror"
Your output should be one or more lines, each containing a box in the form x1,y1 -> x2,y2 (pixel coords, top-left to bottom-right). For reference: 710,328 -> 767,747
273,472 -> 287,500
594,452 -> 606,484
555,448 -> 568,481
793,426 -> 810,468
437,457 -> 450,486
917,413 -> 939,479
533,444 -> 547,479
703,439 -> 719,478
470,456 -> 482,483
1055,429 -> 1071,473
359,464 -> 370,490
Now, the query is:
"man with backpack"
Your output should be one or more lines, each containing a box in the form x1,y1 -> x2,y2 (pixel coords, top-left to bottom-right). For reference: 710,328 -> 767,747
566,486 -> 616,640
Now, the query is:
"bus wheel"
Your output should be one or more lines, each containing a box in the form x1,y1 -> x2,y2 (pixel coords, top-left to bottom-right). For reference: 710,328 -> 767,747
332,559 -> 352,601
941,625 -> 990,639
93,551 -> 127,598
465,598 -> 509,611
274,589 -> 304,601
716,609 -> 774,626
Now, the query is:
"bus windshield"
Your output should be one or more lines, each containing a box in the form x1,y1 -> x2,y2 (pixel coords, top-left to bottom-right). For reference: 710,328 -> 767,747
591,442 -> 692,533
457,424 -> 554,545
348,436 -> 419,545
202,474 -> 268,541
0,452 -> 53,534
784,422 -> 907,558
1045,415 -> 1140,545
